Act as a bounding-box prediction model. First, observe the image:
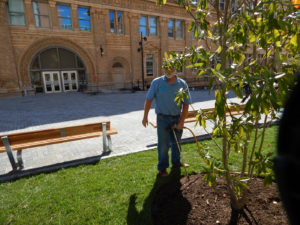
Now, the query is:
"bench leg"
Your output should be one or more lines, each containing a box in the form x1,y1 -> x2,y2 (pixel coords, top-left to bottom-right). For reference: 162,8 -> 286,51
107,135 -> 112,152
1,136 -> 18,171
102,123 -> 112,153
17,150 -> 24,169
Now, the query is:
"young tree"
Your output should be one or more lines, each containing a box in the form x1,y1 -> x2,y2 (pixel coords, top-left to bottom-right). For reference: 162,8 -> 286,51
158,0 -> 299,220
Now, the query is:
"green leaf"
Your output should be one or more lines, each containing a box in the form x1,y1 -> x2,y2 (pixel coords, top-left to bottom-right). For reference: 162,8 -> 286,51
249,33 -> 256,43
290,34 -> 298,47
215,89 -> 225,118
201,117 -> 206,129
216,46 -> 222,54
211,69 -> 225,81
267,49 -> 273,58
208,30 -> 213,38
216,63 -> 221,71
238,54 -> 245,66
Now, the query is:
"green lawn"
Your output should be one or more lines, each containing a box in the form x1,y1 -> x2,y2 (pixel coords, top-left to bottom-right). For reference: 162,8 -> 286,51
0,126 -> 279,225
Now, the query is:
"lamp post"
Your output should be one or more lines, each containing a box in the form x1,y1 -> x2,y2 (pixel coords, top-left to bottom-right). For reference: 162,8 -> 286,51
138,32 -> 147,91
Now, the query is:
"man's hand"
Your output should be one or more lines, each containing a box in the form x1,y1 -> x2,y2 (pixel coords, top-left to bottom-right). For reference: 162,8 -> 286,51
142,117 -> 148,127
142,99 -> 152,128
176,121 -> 184,130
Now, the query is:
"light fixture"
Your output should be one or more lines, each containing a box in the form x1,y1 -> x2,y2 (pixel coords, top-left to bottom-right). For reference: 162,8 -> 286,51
100,45 -> 104,56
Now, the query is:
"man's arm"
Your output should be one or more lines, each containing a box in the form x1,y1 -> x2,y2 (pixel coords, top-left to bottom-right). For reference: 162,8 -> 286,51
177,104 -> 189,130
142,99 -> 152,127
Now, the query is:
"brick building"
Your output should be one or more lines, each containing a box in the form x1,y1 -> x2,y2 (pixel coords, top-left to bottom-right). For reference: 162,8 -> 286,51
0,0 -> 202,97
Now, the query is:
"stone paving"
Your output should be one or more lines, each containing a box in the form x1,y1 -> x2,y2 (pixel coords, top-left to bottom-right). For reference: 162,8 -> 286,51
0,90 -> 237,176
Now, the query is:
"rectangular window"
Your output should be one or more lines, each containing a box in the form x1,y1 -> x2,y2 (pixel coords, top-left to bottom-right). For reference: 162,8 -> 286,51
78,7 -> 90,31
213,0 -> 225,10
57,4 -> 72,30
109,11 -> 123,35
7,0 -> 26,26
176,20 -> 184,39
117,12 -> 123,34
32,1 -> 50,28
139,16 -> 147,36
146,54 -> 154,76
220,0 -> 225,10
168,19 -> 174,37
140,16 -> 158,37
149,17 -> 157,36
109,11 -> 115,33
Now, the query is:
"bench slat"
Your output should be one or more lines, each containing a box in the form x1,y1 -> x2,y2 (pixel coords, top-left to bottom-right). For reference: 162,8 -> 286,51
0,128 -> 117,152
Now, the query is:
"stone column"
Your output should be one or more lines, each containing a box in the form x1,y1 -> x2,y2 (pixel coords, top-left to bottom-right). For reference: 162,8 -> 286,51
123,11 -> 130,36
91,8 -> 107,77
49,0 -> 57,29
128,13 -> 141,83
185,21 -> 192,47
159,17 -> 169,76
0,0 -> 21,93
24,0 -> 35,29
71,4 -> 78,31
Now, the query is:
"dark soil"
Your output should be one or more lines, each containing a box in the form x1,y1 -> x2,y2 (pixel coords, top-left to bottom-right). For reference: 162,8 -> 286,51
152,173 -> 288,225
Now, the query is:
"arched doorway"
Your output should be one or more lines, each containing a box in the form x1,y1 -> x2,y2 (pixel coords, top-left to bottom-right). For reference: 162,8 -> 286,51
30,47 -> 86,93
110,57 -> 130,90
112,62 -> 125,89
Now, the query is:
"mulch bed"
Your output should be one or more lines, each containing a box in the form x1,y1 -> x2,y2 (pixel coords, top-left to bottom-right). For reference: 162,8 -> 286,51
152,173 -> 288,225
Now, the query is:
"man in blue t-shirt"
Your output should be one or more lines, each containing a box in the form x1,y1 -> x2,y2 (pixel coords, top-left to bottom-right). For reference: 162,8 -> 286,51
142,66 -> 191,177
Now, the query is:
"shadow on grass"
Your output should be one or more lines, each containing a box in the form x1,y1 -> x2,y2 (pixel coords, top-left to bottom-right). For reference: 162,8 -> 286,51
0,151 -> 111,183
127,167 -> 191,225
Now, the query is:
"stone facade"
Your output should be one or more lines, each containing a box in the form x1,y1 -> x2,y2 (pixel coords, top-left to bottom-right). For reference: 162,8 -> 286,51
0,0 -> 201,96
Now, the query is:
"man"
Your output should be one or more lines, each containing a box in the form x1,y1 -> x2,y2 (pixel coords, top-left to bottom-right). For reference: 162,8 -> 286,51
142,64 -> 191,177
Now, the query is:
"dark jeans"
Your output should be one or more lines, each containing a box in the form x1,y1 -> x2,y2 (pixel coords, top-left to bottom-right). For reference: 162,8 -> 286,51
156,114 -> 183,171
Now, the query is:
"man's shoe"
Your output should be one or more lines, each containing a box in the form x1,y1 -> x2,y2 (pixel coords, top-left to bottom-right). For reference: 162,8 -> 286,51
159,170 -> 169,177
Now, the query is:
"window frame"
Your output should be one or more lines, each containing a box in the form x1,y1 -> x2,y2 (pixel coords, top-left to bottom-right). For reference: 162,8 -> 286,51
176,20 -> 184,39
139,15 -> 148,36
117,12 -> 123,34
78,6 -> 91,31
139,15 -> 158,37
32,0 -> 51,28
168,19 -> 174,38
146,54 -> 154,77
7,0 -> 26,26
57,4 -> 72,30
169,19 -> 184,40
149,16 -> 157,36
109,10 -> 124,35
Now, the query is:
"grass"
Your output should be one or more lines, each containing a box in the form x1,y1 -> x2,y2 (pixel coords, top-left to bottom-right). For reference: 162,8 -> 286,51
0,126 -> 279,225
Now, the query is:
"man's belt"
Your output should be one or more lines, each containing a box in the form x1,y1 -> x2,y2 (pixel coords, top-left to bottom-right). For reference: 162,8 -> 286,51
158,114 -> 180,118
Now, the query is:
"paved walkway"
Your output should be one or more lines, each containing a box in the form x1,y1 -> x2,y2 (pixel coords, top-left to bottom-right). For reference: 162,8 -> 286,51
0,90 -> 237,177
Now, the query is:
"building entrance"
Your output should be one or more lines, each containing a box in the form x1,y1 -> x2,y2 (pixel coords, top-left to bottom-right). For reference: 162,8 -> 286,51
42,71 -> 62,93
30,47 -> 86,93
42,71 -> 78,93
61,71 -> 78,92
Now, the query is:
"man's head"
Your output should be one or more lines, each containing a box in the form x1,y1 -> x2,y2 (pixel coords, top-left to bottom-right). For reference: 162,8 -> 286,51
162,58 -> 176,79
165,67 -> 176,78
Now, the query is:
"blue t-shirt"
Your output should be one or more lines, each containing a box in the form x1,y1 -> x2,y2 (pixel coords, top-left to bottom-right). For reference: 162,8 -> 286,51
146,75 -> 191,115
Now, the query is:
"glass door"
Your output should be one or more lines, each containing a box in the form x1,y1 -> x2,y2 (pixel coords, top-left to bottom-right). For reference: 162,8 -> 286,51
61,71 -> 78,92
42,71 -> 62,93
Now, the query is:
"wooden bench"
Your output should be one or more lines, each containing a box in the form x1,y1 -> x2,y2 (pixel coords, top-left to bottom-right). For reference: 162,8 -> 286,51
0,121 -> 117,171
149,104 -> 245,128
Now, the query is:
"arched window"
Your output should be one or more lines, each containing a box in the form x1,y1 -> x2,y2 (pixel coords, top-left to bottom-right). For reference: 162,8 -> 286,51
112,62 -> 123,68
30,47 -> 86,92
